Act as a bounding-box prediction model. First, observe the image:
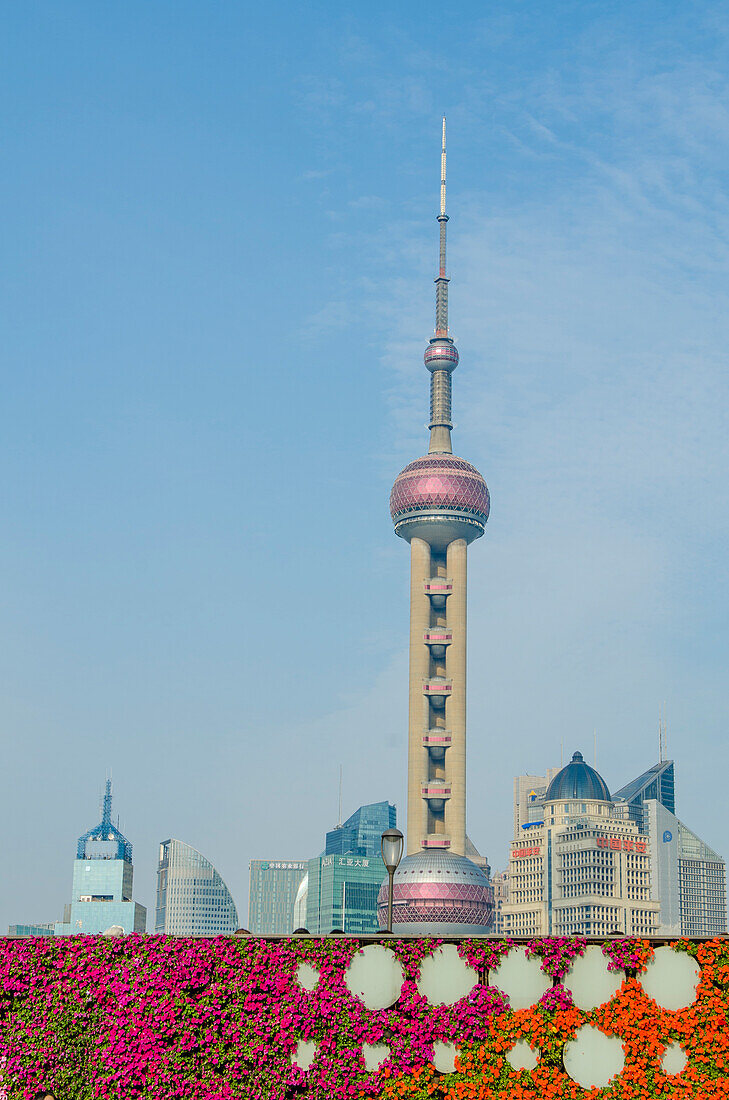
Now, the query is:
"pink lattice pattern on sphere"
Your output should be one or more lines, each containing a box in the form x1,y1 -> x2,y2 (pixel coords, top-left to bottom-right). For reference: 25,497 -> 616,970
393,882 -> 489,903
390,455 -> 489,522
391,903 -> 492,925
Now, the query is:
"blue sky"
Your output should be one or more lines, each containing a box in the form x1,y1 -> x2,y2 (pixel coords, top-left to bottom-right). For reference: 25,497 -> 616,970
2,1 -> 728,929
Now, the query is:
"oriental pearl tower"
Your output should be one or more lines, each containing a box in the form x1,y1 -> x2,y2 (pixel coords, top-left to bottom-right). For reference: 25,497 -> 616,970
377,120 -> 494,933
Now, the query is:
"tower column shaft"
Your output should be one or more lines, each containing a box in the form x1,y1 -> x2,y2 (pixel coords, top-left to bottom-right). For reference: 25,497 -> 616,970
428,368 -> 453,454
445,538 -> 467,855
407,537 -> 431,855
439,216 -> 447,276
435,276 -> 449,336
429,370 -> 452,426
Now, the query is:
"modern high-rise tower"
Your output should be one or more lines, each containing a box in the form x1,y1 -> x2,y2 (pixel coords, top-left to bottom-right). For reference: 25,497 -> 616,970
54,780 -> 147,936
155,838 -> 238,935
378,122 -> 493,933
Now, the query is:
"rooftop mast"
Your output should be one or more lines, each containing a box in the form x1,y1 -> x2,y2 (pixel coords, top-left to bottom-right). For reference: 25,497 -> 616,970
101,778 -> 113,828
426,116 -> 459,455
436,116 -> 449,337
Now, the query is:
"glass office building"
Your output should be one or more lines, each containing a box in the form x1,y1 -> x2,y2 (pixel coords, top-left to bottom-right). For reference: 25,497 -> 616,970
325,802 -> 396,859
305,801 -> 397,934
155,838 -> 238,934
613,760 -> 676,823
306,852 -> 386,934
645,798 -> 726,936
7,924 -> 55,937
615,760 -> 726,936
248,860 -> 307,934
55,780 -> 147,936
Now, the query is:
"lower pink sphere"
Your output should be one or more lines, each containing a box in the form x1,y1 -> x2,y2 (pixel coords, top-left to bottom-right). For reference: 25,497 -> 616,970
378,850 -> 494,935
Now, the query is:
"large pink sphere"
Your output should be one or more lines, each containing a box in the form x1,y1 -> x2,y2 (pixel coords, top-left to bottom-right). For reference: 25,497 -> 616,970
390,454 -> 489,547
377,850 -> 494,934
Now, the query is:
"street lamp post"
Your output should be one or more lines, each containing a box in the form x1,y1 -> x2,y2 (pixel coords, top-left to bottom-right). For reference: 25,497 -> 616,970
380,828 -> 404,935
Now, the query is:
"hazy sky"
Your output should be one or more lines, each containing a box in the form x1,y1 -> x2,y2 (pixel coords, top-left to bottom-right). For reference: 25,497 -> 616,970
2,1 -> 728,931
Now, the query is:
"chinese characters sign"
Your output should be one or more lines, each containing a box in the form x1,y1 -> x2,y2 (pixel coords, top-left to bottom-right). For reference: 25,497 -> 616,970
321,857 -> 370,868
595,837 -> 646,853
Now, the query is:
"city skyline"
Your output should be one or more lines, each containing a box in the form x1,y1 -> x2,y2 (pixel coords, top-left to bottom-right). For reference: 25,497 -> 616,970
11,748 -> 725,937
2,1 -> 729,933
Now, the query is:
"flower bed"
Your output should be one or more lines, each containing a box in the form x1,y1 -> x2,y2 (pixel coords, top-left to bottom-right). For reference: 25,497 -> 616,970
0,936 -> 726,1099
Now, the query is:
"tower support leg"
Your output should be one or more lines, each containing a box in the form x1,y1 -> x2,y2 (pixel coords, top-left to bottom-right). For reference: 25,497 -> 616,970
407,537 -> 431,855
446,537 -> 467,856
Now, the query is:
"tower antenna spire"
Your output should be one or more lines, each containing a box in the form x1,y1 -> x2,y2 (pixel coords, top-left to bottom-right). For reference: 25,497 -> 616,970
425,116 -> 459,455
436,115 -> 449,336
440,115 -> 447,217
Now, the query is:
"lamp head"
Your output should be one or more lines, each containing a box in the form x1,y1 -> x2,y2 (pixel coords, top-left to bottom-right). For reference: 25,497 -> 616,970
381,828 -> 404,873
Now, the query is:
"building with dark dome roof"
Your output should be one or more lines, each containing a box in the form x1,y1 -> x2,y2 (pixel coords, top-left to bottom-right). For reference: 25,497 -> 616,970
502,751 -> 660,938
545,750 -> 611,803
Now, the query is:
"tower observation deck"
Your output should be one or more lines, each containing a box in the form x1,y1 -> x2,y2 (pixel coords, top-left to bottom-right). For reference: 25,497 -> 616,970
381,121 -> 493,934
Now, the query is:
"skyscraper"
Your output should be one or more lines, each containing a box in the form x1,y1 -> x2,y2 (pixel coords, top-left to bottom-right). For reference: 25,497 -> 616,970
305,802 -> 398,935
613,760 -> 676,824
306,854 -> 386,935
326,802 -> 396,858
155,839 -> 238,935
615,760 -> 726,936
644,800 -> 726,936
55,780 -> 146,936
380,122 -> 493,933
248,860 -> 307,934
502,752 -> 660,937
489,871 -> 509,935
504,752 -> 726,937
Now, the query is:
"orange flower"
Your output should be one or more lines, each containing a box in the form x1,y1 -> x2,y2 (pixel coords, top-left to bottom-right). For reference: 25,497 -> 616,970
380,938 -> 729,1100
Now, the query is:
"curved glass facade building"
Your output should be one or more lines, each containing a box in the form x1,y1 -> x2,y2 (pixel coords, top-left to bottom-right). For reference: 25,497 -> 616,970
292,873 -> 309,929
155,838 -> 238,935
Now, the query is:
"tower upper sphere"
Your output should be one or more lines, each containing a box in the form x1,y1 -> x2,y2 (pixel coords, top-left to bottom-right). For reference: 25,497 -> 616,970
424,338 -> 459,372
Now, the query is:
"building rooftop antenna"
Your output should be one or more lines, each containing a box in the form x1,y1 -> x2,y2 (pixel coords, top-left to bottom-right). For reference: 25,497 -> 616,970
101,777 -> 113,828
337,764 -> 343,828
658,701 -> 668,762
658,703 -> 666,762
